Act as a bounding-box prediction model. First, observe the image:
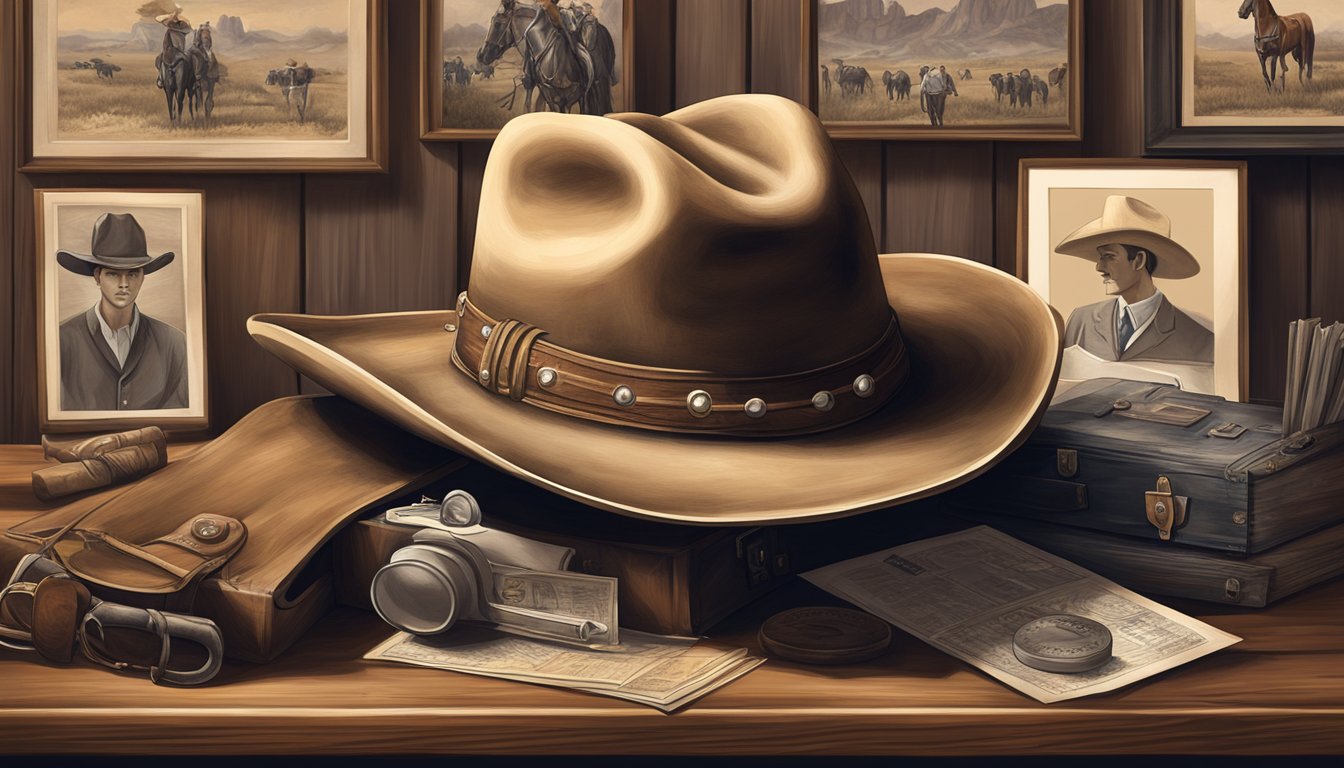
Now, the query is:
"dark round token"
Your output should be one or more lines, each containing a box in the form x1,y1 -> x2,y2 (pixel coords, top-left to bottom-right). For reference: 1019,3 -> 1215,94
758,606 -> 891,665
1012,614 -> 1113,674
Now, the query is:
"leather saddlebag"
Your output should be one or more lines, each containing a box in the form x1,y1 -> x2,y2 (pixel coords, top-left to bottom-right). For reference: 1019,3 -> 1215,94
2,396 -> 459,663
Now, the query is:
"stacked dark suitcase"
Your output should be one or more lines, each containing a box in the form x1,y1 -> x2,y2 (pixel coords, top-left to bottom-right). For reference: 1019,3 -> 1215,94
948,378 -> 1344,607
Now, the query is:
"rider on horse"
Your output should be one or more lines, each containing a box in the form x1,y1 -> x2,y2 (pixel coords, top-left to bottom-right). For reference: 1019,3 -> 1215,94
154,6 -> 192,89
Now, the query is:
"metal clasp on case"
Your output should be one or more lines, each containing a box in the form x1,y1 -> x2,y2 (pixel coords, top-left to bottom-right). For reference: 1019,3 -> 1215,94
1145,475 -> 1189,542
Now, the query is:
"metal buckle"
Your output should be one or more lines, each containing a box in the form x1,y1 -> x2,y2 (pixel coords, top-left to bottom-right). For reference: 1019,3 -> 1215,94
1144,475 -> 1188,542
79,602 -> 224,687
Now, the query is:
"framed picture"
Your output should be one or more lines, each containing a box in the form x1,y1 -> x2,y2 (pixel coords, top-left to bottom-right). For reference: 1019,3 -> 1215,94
37,190 -> 209,434
1145,0 -> 1344,154
1017,159 -> 1248,401
421,0 -> 634,140
18,0 -> 387,172
812,0 -> 1082,140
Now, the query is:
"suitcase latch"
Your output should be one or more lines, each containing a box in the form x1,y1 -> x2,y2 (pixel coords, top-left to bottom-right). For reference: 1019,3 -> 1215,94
736,528 -> 773,588
1145,475 -> 1188,542
1056,448 -> 1078,478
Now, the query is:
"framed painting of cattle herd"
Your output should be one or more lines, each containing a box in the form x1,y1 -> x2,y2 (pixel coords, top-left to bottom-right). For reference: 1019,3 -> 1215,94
1146,0 -> 1344,153
36,189 -> 209,434
18,0 -> 387,172
1017,158 -> 1248,402
421,0 -> 634,140
811,0 -> 1082,140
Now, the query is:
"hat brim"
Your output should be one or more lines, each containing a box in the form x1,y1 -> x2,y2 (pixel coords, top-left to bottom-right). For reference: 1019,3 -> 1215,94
1054,224 -> 1199,280
56,251 -> 176,277
247,253 -> 1061,525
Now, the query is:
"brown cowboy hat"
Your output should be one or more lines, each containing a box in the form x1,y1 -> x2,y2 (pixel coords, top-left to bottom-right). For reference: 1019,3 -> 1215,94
1054,195 -> 1200,280
248,95 -> 1061,525
56,212 -> 175,277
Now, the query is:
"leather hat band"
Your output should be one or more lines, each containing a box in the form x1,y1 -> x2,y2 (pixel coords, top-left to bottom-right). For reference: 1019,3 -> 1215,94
451,294 -> 910,436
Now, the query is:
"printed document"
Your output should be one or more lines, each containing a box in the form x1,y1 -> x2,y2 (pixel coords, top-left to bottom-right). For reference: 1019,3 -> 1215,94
803,525 -> 1241,703
367,625 -> 762,712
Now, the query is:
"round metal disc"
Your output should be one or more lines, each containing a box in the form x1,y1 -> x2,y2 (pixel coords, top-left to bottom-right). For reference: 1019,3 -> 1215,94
758,606 -> 891,665
1012,614 -> 1113,674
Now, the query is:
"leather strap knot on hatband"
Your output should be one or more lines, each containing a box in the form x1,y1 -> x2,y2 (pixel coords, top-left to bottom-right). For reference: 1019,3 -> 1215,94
450,293 -> 911,437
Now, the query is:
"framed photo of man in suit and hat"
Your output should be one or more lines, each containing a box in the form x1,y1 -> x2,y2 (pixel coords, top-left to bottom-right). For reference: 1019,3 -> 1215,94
36,190 -> 208,433
1017,159 -> 1247,401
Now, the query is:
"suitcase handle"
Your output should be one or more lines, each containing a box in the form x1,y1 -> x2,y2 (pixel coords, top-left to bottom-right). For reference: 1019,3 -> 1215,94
989,475 -> 1089,513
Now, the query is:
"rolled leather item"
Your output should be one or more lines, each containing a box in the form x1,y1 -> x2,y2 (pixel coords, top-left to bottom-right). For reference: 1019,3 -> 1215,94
42,426 -> 167,463
32,440 -> 167,501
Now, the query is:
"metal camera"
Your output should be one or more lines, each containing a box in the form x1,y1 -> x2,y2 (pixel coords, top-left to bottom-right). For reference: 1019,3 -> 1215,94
370,491 -> 619,647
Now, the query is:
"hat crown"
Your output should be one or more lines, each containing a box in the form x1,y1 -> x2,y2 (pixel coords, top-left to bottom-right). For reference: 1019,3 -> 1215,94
1100,195 -> 1170,239
468,95 -> 894,375
90,213 -> 150,260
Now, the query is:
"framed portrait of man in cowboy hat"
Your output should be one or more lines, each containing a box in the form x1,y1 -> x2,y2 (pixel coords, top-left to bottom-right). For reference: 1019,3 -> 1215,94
1017,159 -> 1247,401
36,190 -> 208,433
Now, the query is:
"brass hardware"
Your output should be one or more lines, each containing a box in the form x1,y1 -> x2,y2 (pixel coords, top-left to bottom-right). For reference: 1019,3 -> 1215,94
1225,578 -> 1241,601
1144,475 -> 1188,542
1056,448 -> 1079,479
1232,511 -> 1247,525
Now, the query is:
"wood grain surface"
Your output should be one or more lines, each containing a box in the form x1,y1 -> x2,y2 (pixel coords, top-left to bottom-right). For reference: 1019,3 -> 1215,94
304,0 -> 459,316
1311,157 -> 1344,324
1081,0 -> 1142,157
0,444 -> 1342,756
884,143 -> 994,263
676,0 -> 749,108
1247,157 -> 1310,404
750,0 -> 810,106
1,7 -> 14,443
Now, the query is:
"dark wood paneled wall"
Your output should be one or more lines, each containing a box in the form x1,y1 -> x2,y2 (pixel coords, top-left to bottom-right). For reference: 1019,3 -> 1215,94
3,0 -> 1339,441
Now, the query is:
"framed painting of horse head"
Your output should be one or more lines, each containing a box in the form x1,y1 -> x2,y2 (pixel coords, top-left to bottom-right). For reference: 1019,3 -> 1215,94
1146,0 -> 1344,153
421,0 -> 635,140
18,0 -> 387,172
810,0 -> 1083,140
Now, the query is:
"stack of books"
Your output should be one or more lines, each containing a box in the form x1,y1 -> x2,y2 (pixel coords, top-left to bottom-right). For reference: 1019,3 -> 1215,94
1283,318 -> 1344,435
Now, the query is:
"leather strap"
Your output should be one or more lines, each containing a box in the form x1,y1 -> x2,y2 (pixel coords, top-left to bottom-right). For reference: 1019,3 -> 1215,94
451,293 -> 911,436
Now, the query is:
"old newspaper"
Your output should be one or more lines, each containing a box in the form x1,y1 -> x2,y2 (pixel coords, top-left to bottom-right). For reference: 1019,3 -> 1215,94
803,526 -> 1241,703
367,625 -> 763,712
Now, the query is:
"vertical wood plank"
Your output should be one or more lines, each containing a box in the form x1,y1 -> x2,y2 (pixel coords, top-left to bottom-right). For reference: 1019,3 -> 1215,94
634,0 -> 676,115
1311,158 -> 1344,324
993,142 -> 1081,275
883,143 -> 994,264
457,141 -> 492,291
1247,157 -> 1310,405
676,0 -> 749,108
750,0 -> 808,104
1082,0 -> 1143,157
835,142 -> 883,250
305,0 -> 459,316
1,7 -> 15,443
203,177 -> 304,428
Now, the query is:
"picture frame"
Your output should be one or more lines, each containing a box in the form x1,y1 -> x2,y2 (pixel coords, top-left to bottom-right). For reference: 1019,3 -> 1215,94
811,0 -> 1083,141
421,0 -> 635,140
18,0 -> 387,173
1145,0 -> 1344,154
1017,158 -> 1249,401
36,189 -> 209,434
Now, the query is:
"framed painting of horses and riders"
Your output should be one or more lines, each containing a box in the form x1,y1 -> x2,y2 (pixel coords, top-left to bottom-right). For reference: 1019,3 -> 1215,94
1146,0 -> 1344,153
812,0 -> 1082,140
35,189 -> 209,434
421,0 -> 634,140
18,0 -> 387,172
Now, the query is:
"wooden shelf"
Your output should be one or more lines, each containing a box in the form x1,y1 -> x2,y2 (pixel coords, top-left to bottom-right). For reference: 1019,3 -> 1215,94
1,444 -> 1342,756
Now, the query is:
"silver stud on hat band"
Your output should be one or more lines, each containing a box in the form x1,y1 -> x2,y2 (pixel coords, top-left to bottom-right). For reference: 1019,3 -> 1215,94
479,369 -> 491,383
687,390 -> 713,417
481,324 -> 493,339
613,385 -> 636,407
457,292 -> 468,316
853,374 -> 875,398
812,391 -> 835,412
744,398 -> 767,418
538,367 -> 558,388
